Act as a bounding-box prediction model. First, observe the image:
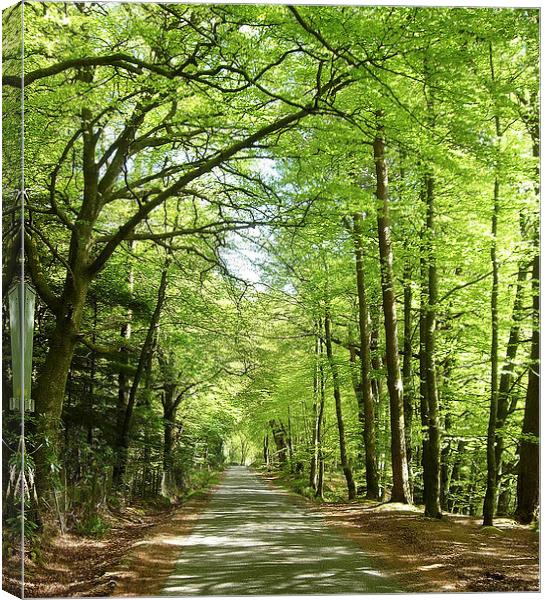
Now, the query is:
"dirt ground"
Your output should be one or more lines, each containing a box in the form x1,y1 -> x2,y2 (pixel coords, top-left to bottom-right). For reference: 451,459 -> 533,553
4,471 -> 539,596
107,488 -> 219,597
260,472 -> 539,593
317,501 -> 539,592
2,489 -> 216,598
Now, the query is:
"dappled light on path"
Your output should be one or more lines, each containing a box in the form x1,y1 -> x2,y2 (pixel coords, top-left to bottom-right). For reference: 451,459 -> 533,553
161,467 -> 400,595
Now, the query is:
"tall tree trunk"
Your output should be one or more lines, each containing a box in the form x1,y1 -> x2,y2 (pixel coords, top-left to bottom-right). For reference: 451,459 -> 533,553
439,413 -> 453,511
349,345 -> 366,462
373,113 -> 411,504
399,155 -> 414,474
440,440 -> 451,511
493,249 -> 528,508
264,435 -> 270,469
112,263 -> 169,488
141,328 -> 157,495
467,459 -> 479,516
370,318 -> 383,404
496,459 -> 517,516
316,338 -> 326,498
447,440 -> 467,512
419,244 -> 430,507
87,299 -> 98,445
423,171 -> 442,519
514,87 -> 539,525
515,252 -> 539,524
483,42 -> 504,527
34,276 -> 90,502
324,310 -> 356,500
310,334 -> 320,489
310,329 -> 325,491
115,241 -> 134,464
420,54 -> 442,518
269,419 -> 289,466
161,388 -> 177,500
483,175 -> 500,526
287,404 -> 294,471
352,212 -> 380,499
402,257 -> 413,470
316,449 -> 325,500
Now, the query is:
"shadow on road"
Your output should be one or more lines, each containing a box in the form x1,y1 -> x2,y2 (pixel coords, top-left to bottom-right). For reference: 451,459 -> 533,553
161,466 -> 401,595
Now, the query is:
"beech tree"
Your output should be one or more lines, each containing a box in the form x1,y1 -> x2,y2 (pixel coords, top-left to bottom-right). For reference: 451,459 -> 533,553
2,4 -> 539,553
19,2 -> 357,501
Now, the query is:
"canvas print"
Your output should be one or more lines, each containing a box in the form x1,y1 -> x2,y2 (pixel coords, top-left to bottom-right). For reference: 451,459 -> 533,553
2,0 -> 540,596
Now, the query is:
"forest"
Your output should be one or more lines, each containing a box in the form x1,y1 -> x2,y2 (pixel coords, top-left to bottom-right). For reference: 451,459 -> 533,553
2,1 -> 539,596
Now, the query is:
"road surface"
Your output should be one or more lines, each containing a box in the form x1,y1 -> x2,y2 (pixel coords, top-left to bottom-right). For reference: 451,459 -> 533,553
161,466 -> 400,595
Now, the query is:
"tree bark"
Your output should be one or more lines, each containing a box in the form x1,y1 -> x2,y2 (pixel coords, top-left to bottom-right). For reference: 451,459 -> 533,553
351,213 -> 380,499
34,273 -> 91,502
112,262 -> 169,488
263,435 -> 270,469
418,259 -> 429,506
496,459 -> 517,516
515,252 -> 539,524
440,439 -> 451,511
483,42 -> 505,527
373,114 -> 411,504
349,345 -> 366,460
370,318 -> 383,404
310,329 -> 325,491
316,449 -> 325,500
316,339 -> 326,498
493,250 -> 528,509
86,299 -> 98,445
514,87 -> 539,525
287,405 -> 294,471
483,175 -> 500,527
269,419 -> 289,466
141,331 -> 156,495
113,242 -> 134,482
161,388 -> 177,500
447,440 -> 466,513
402,257 -> 413,470
115,242 -> 134,449
423,171 -> 442,519
324,310 -> 356,500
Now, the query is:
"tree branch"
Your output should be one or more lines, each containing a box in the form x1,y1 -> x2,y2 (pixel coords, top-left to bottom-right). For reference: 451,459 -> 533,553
4,53 -> 142,87
87,105 -> 315,276
24,233 -> 62,315
439,269 -> 494,304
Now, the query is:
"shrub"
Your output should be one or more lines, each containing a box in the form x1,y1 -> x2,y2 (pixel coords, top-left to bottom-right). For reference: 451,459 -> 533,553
75,514 -> 110,538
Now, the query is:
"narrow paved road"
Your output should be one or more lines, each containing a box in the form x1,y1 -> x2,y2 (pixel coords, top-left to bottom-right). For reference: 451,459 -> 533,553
162,466 -> 400,595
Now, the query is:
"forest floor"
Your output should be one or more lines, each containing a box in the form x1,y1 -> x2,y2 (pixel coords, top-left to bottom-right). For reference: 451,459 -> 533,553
317,500 -> 539,592
261,471 -> 540,593
106,483 -> 222,597
4,468 -> 539,596
2,479 -> 221,598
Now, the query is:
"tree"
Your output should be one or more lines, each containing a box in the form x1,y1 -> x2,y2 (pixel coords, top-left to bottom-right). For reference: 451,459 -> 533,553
23,2 -> 347,505
324,309 -> 357,501
373,114 -> 412,504
4,6 -> 538,556
515,252 -> 539,524
350,213 -> 380,499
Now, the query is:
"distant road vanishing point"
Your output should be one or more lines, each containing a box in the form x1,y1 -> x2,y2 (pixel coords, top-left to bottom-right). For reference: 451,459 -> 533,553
161,466 -> 401,595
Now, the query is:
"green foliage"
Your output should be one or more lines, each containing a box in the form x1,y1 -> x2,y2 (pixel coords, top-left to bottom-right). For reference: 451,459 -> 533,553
4,3 -> 538,543
74,514 -> 110,538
